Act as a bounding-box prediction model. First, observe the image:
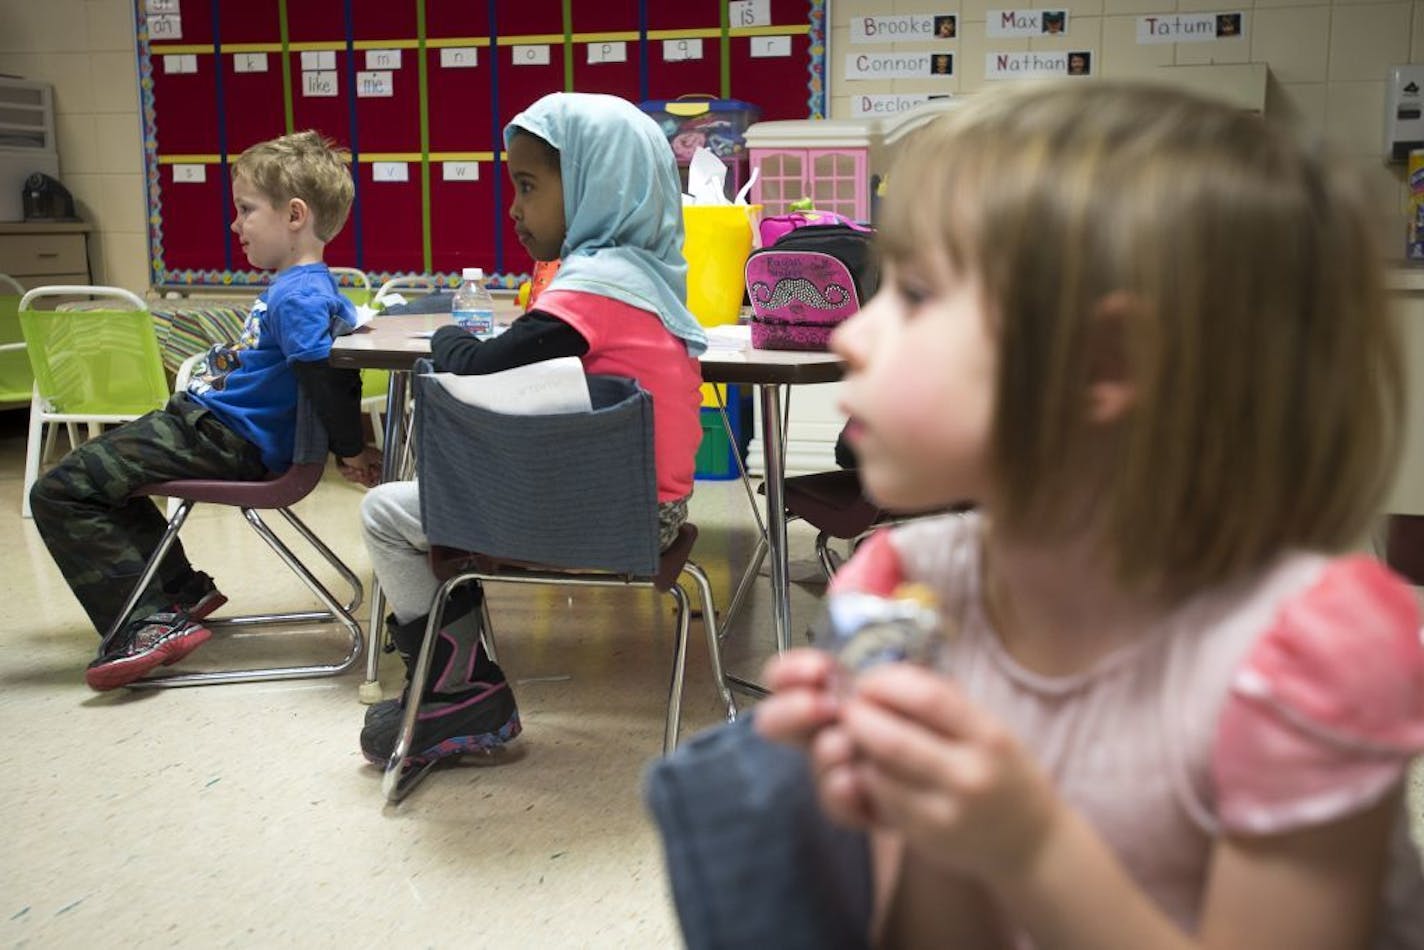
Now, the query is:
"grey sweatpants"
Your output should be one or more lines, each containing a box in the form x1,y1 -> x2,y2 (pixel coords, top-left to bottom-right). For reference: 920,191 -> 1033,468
361,479 -> 690,624
361,480 -> 438,623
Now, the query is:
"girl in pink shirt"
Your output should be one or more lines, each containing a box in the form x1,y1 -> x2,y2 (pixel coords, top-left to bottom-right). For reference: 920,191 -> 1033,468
756,82 -> 1424,948
359,93 -> 705,768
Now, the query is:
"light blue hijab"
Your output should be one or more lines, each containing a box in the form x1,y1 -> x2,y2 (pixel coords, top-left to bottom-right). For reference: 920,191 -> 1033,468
504,92 -> 708,357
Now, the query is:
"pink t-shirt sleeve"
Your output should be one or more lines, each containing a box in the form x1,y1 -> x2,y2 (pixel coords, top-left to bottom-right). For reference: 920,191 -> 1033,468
828,529 -> 904,597
1213,555 -> 1424,833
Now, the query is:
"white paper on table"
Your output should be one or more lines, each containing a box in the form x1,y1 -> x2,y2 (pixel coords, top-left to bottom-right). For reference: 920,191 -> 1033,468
422,355 -> 591,415
699,323 -> 750,361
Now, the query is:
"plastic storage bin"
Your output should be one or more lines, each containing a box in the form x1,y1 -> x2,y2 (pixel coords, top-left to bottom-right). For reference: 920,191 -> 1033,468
640,97 -> 761,164
695,387 -> 753,480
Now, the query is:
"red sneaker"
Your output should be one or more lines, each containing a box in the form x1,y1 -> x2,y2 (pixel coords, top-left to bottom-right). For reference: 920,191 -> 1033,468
172,570 -> 227,621
85,612 -> 212,691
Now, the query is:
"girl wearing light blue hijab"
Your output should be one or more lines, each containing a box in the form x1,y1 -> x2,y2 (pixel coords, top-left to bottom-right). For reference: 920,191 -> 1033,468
503,92 -> 707,355
356,92 -> 707,769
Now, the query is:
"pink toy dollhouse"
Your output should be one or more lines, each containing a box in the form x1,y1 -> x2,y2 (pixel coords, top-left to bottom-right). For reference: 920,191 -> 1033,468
747,119 -> 876,221
746,101 -> 960,222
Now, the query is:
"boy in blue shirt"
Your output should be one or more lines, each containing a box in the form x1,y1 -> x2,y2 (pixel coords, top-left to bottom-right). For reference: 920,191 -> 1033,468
30,130 -> 382,691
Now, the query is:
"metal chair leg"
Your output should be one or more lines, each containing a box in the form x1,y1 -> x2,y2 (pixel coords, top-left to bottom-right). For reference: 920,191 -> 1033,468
99,500 -> 195,652
681,560 -> 737,726
120,504 -> 365,688
477,582 -> 499,663
662,584 -> 693,755
814,530 -> 842,580
383,575 -> 464,803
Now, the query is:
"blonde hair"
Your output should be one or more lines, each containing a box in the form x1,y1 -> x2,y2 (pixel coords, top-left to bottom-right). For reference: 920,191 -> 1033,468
231,130 -> 354,243
880,82 -> 1402,593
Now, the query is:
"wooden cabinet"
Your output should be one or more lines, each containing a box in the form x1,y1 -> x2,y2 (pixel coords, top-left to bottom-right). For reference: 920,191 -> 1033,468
0,221 -> 91,290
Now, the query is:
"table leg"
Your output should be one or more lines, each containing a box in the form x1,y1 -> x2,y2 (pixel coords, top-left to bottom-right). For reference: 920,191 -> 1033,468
359,370 -> 410,703
760,383 -> 793,653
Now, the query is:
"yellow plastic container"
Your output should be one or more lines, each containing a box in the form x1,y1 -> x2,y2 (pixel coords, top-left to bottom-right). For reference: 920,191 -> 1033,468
682,204 -> 760,327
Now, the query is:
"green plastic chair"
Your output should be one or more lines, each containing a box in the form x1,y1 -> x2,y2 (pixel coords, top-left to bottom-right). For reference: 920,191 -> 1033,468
330,265 -> 373,309
17,285 -> 170,518
0,273 -> 32,407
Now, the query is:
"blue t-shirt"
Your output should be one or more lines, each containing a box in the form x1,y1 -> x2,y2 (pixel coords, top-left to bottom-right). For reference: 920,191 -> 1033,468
186,263 -> 357,472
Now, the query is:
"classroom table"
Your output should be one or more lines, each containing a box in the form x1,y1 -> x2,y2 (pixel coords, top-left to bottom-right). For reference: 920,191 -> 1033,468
329,312 -> 845,699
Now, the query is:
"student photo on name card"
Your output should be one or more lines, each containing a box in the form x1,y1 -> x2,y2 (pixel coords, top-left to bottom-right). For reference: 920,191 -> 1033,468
930,53 -> 954,75
1067,51 -> 1090,75
1042,11 -> 1066,34
1215,13 -> 1241,36
934,15 -> 957,38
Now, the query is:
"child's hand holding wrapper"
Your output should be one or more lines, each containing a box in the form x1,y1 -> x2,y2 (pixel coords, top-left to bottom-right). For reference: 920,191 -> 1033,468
765,582 -> 955,828
752,583 -> 955,819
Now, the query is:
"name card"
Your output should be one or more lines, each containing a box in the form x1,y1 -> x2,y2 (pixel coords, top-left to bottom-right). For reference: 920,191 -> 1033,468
663,39 -> 704,61
443,162 -> 480,182
163,54 -> 197,74
146,0 -> 179,12
850,93 -> 941,118
303,71 -> 339,97
1137,12 -> 1244,43
233,53 -> 268,73
987,9 -> 1069,37
373,162 -> 409,183
846,52 -> 933,80
586,42 -> 628,64
301,51 -> 336,71
730,0 -> 771,28
148,14 -> 182,40
356,71 -> 394,97
172,164 -> 206,183
985,50 -> 1092,78
366,49 -> 401,70
750,36 -> 792,58
441,47 -> 479,68
850,15 -> 938,43
512,45 -> 551,66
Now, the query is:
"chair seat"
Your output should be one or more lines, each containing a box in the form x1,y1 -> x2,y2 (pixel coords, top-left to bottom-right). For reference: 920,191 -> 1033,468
1386,514 -> 1424,587
429,523 -> 699,593
135,461 -> 326,509
781,469 -> 883,540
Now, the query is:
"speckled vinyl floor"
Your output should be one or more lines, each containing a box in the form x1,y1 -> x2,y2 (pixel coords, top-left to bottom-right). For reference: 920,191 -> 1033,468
3,410 -> 1420,949
0,409 -> 835,948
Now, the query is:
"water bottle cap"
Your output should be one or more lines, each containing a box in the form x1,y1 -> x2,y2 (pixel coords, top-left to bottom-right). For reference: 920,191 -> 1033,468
462,267 -> 484,281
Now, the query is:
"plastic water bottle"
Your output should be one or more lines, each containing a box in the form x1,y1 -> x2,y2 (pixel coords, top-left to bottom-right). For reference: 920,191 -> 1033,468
452,266 -> 495,337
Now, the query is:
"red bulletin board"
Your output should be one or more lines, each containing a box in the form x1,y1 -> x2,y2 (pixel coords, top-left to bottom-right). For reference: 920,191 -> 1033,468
137,0 -> 827,290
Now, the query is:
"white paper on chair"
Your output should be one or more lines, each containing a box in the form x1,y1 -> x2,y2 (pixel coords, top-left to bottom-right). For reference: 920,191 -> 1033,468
422,356 -> 591,415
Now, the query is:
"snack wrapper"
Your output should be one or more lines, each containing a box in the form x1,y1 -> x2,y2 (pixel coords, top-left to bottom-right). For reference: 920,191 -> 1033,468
811,583 -> 948,676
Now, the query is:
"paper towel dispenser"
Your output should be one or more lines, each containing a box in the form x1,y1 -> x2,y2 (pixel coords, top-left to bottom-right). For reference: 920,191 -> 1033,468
1386,65 -> 1424,162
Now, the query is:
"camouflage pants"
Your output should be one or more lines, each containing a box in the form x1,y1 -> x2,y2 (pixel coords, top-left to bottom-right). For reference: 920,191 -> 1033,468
658,495 -> 690,550
29,394 -> 266,637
